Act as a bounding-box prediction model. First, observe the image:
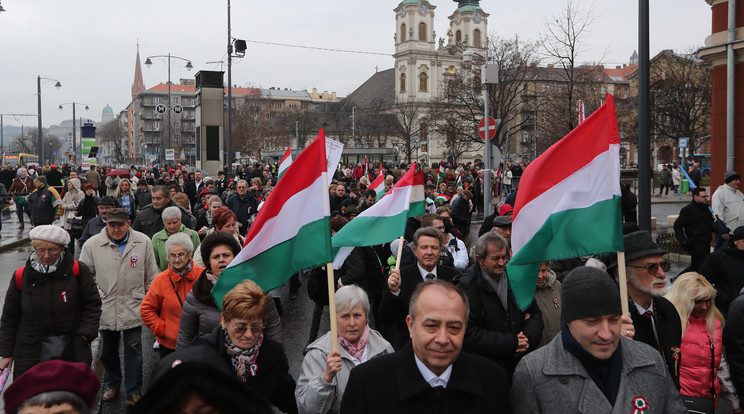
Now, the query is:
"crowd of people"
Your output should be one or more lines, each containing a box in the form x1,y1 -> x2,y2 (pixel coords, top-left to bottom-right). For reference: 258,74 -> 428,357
1,159 -> 744,414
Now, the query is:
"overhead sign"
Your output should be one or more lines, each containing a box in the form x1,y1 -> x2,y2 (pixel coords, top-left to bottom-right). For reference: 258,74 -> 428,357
165,148 -> 175,161
678,137 -> 689,149
156,104 -> 167,114
172,104 -> 183,114
479,117 -> 497,140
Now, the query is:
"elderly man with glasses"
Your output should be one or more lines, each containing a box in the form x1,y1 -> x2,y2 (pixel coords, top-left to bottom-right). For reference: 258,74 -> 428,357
605,230 -> 682,390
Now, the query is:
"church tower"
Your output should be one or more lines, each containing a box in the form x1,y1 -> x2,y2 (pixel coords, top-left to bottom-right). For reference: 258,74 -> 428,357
448,0 -> 488,51
393,1 -> 436,101
132,42 -> 145,102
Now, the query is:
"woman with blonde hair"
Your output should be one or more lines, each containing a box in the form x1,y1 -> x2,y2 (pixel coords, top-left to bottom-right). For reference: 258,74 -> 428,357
666,272 -> 725,414
114,178 -> 136,220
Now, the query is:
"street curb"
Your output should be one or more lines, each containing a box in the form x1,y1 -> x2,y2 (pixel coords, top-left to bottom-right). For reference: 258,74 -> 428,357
0,236 -> 30,254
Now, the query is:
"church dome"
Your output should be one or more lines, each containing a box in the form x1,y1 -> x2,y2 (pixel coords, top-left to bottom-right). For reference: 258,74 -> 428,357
102,104 -> 113,114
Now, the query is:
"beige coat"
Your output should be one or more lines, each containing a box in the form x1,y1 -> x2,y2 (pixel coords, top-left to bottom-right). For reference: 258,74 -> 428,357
79,228 -> 158,331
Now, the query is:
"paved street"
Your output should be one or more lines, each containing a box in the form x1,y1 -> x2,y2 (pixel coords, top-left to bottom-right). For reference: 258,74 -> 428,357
0,197 -> 736,413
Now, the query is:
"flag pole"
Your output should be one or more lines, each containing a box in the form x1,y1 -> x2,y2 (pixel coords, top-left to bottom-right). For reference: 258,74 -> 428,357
616,251 -> 629,315
395,236 -> 405,269
326,264 -> 339,352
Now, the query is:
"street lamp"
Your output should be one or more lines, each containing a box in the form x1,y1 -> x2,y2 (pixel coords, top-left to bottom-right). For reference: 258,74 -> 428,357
58,102 -> 89,167
0,1 -> 6,13
37,76 -> 61,165
144,53 -> 192,163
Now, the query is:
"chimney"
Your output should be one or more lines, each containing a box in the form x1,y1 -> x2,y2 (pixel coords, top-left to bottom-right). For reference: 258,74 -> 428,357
547,64 -> 553,69
616,65 -> 621,69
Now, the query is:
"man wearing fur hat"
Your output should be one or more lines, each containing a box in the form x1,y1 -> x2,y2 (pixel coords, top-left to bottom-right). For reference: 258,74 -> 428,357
711,171 -> 744,249
512,266 -> 686,413
607,230 -> 682,389
79,208 -> 158,406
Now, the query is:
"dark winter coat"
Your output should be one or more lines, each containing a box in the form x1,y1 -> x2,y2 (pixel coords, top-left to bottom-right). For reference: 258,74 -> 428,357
196,327 -> 297,414
458,265 -> 543,378
27,185 -> 62,226
450,196 -> 472,236
225,193 -> 258,236
134,189 -> 152,211
0,252 -> 101,378
629,296 -> 682,390
700,244 -> 744,315
132,200 -> 193,238
673,200 -> 714,256
340,342 -> 509,414
723,294 -> 744,408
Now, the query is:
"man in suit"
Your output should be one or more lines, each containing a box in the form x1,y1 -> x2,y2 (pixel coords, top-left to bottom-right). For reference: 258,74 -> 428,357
184,170 -> 204,211
459,232 -> 543,379
378,226 -> 461,349
341,280 -> 508,414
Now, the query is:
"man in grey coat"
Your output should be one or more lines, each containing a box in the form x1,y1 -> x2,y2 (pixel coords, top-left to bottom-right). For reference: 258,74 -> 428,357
511,266 -> 685,414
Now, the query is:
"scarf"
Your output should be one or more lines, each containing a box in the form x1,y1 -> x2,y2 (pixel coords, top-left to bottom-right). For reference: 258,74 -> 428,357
223,327 -> 263,382
173,261 -> 193,277
205,271 -> 218,284
29,251 -> 65,275
338,324 -> 370,361
561,322 -> 623,405
206,209 -> 213,227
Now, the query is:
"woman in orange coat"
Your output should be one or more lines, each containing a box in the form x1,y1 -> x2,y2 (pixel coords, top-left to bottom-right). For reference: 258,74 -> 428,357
141,232 -> 205,358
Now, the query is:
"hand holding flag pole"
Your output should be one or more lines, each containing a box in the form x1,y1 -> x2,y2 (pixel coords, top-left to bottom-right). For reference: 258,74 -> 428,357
617,252 -> 629,314
326,264 -> 339,352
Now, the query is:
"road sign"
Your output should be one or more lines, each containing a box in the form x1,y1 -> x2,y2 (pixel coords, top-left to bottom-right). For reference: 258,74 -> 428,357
165,148 -> 175,161
156,104 -> 167,114
678,137 -> 689,149
172,104 -> 183,114
479,117 -> 497,140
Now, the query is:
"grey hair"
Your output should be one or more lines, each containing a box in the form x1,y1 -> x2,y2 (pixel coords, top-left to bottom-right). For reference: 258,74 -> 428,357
585,257 -> 607,272
20,390 -> 89,414
413,226 -> 442,247
165,232 -> 194,256
161,206 -> 182,223
474,232 -> 508,259
386,174 -> 394,181
335,285 -> 370,316
236,179 -> 248,186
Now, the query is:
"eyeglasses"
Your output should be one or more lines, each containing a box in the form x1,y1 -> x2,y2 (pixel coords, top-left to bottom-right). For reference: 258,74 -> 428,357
168,252 -> 189,260
628,261 -> 671,274
229,321 -> 264,336
35,247 -> 61,256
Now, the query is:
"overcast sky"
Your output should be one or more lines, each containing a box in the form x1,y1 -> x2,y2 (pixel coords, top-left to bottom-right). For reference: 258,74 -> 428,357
0,0 -> 712,129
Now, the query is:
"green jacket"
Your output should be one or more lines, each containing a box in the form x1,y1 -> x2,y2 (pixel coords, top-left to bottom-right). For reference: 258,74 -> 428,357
152,224 -> 201,272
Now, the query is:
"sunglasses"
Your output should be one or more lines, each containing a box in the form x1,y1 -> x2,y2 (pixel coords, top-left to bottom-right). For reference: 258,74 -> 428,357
628,261 -> 671,274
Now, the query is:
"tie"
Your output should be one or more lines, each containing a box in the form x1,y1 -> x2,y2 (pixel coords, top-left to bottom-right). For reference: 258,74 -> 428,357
425,273 -> 436,281
643,310 -> 653,319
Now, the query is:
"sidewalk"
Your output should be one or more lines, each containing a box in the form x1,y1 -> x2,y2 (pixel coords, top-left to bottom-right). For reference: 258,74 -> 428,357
0,208 -> 34,253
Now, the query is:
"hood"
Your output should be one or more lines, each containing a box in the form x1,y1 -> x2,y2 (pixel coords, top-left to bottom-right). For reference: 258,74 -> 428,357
537,268 -> 558,290
68,178 -> 81,191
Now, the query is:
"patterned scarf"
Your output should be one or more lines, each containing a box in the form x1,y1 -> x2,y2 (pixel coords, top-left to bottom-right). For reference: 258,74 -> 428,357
338,324 -> 370,361
29,251 -> 65,275
223,327 -> 263,382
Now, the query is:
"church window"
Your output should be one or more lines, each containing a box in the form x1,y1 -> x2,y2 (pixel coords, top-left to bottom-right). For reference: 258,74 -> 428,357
473,29 -> 481,48
456,30 -> 462,44
401,24 -> 407,42
419,22 -> 427,41
419,72 -> 428,92
400,73 -> 407,93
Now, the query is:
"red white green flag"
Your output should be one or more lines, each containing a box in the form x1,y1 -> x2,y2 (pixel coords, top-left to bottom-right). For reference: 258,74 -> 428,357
506,95 -> 624,310
332,164 -> 425,269
212,131 -> 332,308
369,174 -> 386,201
277,147 -> 293,180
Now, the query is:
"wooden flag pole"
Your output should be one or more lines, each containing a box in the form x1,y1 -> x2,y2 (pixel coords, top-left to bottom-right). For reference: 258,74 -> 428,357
395,236 -> 405,269
616,251 -> 629,315
326,264 -> 339,352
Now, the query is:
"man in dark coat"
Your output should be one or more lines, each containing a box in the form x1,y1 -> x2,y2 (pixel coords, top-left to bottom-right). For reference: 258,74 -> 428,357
378,227 -> 461,349
183,171 -> 205,211
45,165 -> 64,188
225,179 -> 258,237
459,232 -> 543,379
341,280 -> 509,414
607,230 -> 682,389
673,187 -> 713,273
700,226 -> 744,316
132,186 -> 193,238
723,292 -> 744,408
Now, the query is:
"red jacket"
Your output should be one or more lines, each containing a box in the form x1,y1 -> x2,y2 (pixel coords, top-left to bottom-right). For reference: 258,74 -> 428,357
680,315 -> 722,401
140,262 -> 204,349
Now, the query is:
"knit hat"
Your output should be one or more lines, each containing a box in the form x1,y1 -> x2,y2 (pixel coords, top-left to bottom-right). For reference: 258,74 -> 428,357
733,226 -> 744,241
29,225 -> 70,246
498,204 -> 513,216
725,171 -> 740,184
4,360 -> 100,414
561,266 -> 622,323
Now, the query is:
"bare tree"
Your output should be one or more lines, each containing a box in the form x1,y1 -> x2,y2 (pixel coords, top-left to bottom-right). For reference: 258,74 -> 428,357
355,99 -> 396,148
98,117 -> 129,165
10,128 -> 37,154
232,93 -> 272,155
390,99 -> 425,163
277,109 -> 321,149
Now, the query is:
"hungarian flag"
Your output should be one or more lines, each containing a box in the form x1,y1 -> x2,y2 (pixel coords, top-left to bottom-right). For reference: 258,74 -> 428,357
277,147 -> 292,180
434,193 -> 451,204
212,131 -> 333,308
436,161 -> 445,184
332,164 -> 425,269
506,95 -> 623,310
369,174 -> 386,201
456,172 -> 463,189
364,156 -> 369,178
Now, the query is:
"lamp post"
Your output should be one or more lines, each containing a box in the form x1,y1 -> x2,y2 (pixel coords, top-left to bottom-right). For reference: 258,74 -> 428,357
144,54 -> 193,164
37,76 -> 62,165
58,102 -> 89,167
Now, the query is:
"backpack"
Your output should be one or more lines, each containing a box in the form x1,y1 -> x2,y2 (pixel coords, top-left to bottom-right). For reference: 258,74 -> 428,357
15,261 -> 80,289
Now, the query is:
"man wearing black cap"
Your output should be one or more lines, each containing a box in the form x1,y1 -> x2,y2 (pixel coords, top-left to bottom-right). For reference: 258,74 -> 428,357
491,215 -> 512,248
700,226 -> 744,316
78,196 -> 119,248
712,171 -> 744,250
512,266 -> 686,413
608,230 -> 682,389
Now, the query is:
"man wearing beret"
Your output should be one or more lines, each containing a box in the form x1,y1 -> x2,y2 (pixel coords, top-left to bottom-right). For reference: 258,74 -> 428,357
511,266 -> 686,413
711,170 -> 744,249
80,208 -> 158,406
607,230 -> 683,389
